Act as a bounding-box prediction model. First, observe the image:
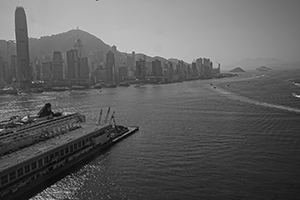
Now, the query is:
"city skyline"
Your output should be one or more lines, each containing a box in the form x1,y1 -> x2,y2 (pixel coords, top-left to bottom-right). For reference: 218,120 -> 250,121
1,0 -> 300,65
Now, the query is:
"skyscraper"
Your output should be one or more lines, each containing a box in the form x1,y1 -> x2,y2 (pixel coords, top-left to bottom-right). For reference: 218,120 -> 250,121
74,39 -> 84,58
52,51 -> 63,80
10,55 -> 17,81
41,62 -> 52,81
66,49 -> 79,79
151,59 -> 162,77
0,57 -> 4,86
79,57 -> 89,79
118,66 -> 128,81
15,7 -> 31,83
136,59 -> 146,79
106,51 -> 115,83
196,58 -> 203,77
132,51 -> 136,68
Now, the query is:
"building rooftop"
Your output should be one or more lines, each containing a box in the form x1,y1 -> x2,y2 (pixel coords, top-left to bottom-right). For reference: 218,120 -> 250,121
0,123 -> 107,172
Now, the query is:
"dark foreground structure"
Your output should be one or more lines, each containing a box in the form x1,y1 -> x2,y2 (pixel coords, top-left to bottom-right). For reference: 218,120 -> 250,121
0,104 -> 138,199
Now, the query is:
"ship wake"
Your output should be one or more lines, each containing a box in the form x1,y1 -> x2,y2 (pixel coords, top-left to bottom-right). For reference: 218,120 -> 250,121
215,87 -> 300,114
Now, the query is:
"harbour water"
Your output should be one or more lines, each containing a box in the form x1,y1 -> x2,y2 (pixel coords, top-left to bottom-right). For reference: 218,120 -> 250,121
1,69 -> 300,199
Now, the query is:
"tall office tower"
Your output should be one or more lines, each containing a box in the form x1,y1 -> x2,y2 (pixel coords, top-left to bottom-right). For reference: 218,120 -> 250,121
79,57 -> 89,79
176,60 -> 185,79
151,59 -> 162,77
32,58 -> 41,81
66,49 -> 79,79
52,51 -> 63,80
196,58 -> 203,77
10,55 -> 17,81
111,45 -> 122,71
94,68 -> 107,82
15,7 -> 31,83
74,39 -> 84,58
126,56 -> 133,68
0,40 -> 7,61
41,62 -> 52,81
118,66 -> 128,81
132,51 -> 136,69
106,51 -> 115,83
0,40 -> 15,67
88,51 -> 96,73
186,65 -> 191,79
191,62 -> 198,77
112,45 -> 117,54
136,59 -> 146,79
0,57 -> 4,86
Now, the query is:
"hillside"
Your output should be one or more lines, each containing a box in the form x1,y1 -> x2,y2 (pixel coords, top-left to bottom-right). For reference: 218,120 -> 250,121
256,66 -> 272,71
229,67 -> 245,72
29,29 -> 111,58
227,57 -> 287,70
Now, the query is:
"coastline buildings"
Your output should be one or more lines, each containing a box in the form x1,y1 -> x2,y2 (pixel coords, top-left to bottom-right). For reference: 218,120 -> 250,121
1,7 -> 223,88
15,7 -> 31,85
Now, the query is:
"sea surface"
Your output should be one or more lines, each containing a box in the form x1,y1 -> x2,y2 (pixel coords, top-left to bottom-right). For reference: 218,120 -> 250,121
1,69 -> 300,200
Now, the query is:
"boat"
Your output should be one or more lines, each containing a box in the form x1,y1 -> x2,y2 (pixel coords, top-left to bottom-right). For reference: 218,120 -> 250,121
292,92 -> 300,98
30,88 -> 44,93
0,103 -> 139,200
293,82 -> 300,87
105,84 -> 117,88
119,82 -> 130,87
51,87 -> 67,92
134,84 -> 146,88
71,85 -> 86,90
92,83 -> 102,89
0,86 -> 18,95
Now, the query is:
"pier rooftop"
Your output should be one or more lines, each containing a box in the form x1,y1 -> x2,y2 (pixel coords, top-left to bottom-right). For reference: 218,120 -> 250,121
0,123 -> 108,172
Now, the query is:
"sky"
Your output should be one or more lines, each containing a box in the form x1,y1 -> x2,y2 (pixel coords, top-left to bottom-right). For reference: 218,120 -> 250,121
0,0 -> 300,65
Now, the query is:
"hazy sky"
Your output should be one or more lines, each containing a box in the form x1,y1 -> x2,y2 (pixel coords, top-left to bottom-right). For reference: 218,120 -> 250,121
1,0 -> 299,64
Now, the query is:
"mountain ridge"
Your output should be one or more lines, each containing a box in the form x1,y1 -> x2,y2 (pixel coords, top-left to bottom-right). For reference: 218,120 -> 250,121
29,29 -> 112,59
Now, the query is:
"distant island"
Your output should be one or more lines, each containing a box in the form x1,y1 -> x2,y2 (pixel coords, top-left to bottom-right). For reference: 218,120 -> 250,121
256,66 -> 272,71
229,67 -> 245,72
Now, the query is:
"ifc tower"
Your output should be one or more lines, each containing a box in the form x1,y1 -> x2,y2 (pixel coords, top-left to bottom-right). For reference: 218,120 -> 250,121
15,6 -> 31,84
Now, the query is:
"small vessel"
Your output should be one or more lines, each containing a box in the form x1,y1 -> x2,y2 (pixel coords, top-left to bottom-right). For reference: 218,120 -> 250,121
30,88 -> 44,93
105,84 -> 117,88
119,82 -> 130,87
71,85 -> 86,90
0,104 -> 139,200
51,87 -> 67,92
292,92 -> 300,98
92,83 -> 102,89
293,82 -> 300,87
0,86 -> 18,95
134,84 -> 146,88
